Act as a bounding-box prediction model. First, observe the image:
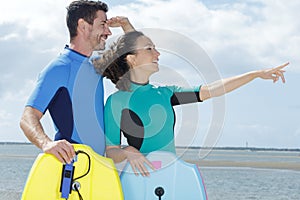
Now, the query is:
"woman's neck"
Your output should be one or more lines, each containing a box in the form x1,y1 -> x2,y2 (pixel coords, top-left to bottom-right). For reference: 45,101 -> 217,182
130,70 -> 150,85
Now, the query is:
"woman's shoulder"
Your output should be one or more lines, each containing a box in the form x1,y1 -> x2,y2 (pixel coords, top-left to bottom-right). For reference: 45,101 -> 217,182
158,85 -> 201,93
157,85 -> 179,93
105,90 -> 131,105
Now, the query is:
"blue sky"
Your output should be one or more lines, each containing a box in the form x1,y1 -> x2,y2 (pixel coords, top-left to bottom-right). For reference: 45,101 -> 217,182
0,0 -> 299,148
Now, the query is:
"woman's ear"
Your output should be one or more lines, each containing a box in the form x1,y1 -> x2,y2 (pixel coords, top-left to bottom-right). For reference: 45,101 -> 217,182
126,54 -> 136,68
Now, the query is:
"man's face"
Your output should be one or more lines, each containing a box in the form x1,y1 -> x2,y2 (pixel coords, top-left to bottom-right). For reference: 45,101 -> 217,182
87,10 -> 112,51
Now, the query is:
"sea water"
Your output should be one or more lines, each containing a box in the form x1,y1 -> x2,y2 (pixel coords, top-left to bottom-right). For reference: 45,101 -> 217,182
0,144 -> 41,199
0,144 -> 299,200
203,167 -> 300,200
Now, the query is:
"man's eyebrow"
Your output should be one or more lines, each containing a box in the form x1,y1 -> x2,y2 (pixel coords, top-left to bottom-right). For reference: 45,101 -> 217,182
100,20 -> 107,23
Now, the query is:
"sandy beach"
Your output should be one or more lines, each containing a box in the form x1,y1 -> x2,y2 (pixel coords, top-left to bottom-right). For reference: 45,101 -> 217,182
178,147 -> 300,171
187,159 -> 300,171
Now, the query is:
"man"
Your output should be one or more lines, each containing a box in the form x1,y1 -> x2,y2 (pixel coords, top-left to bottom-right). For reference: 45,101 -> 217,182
20,0 -> 134,164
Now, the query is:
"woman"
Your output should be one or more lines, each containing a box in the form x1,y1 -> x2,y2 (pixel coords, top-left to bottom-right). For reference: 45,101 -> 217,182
93,31 -> 287,176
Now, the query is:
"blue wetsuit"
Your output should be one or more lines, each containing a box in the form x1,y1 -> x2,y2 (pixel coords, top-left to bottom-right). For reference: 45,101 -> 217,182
104,82 -> 202,154
26,46 -> 105,155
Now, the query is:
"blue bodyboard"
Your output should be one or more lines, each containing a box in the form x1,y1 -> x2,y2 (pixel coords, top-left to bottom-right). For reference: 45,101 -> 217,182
120,151 -> 208,200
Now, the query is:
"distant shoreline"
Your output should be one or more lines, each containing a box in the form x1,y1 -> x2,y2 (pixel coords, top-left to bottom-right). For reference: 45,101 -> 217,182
0,142 -> 33,145
1,142 -> 299,152
187,160 -> 300,171
176,146 -> 300,152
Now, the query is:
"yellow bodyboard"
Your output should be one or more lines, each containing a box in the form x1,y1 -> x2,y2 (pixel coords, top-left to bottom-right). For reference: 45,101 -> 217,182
22,144 -> 123,200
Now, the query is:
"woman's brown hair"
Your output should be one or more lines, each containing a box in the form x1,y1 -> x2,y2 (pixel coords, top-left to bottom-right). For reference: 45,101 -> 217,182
93,31 -> 145,91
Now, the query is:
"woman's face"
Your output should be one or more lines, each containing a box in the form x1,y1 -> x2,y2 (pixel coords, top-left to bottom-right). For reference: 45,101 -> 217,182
131,36 -> 161,74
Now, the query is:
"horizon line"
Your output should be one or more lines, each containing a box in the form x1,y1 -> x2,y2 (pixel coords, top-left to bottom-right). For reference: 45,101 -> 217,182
1,142 -> 299,152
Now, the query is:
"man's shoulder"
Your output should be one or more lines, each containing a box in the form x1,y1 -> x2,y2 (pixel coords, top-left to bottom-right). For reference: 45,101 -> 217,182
43,54 -> 73,74
51,51 -> 73,66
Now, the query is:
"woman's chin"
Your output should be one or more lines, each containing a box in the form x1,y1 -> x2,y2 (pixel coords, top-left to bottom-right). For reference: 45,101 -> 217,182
152,66 -> 159,73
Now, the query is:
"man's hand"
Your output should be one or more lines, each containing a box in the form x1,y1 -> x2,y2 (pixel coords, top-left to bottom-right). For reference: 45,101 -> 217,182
107,16 -> 135,33
42,140 -> 76,164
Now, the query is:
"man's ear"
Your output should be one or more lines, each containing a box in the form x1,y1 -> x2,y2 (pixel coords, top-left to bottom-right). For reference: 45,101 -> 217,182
77,18 -> 87,34
126,54 -> 136,67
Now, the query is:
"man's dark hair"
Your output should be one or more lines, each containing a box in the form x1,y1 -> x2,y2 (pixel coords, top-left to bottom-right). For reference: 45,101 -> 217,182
66,0 -> 108,40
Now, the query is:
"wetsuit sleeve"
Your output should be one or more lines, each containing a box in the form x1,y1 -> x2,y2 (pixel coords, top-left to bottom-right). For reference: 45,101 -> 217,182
104,95 -> 122,146
167,85 -> 202,106
26,63 -> 68,113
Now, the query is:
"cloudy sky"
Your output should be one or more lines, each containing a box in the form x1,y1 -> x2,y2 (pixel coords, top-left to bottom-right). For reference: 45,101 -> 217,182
0,0 -> 299,148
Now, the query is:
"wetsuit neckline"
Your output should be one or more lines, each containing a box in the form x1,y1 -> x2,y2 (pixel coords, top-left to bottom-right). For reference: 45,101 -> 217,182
130,80 -> 149,86
65,45 -> 88,57
63,45 -> 90,63
130,81 -> 151,91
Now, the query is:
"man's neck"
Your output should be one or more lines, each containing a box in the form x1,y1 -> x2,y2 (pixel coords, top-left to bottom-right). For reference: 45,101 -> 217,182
69,39 -> 92,57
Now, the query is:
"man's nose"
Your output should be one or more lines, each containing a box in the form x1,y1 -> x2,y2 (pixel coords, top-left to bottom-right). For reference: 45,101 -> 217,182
105,24 -> 112,36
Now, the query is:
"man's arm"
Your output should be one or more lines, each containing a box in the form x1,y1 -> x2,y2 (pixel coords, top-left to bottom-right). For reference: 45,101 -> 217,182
200,62 -> 288,101
107,16 -> 135,33
20,106 -> 75,163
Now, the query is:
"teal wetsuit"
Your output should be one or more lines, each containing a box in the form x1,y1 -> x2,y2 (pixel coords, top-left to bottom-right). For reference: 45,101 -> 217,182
104,82 -> 202,154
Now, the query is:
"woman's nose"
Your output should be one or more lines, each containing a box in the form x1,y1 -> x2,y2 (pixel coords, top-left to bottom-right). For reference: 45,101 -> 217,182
155,49 -> 160,57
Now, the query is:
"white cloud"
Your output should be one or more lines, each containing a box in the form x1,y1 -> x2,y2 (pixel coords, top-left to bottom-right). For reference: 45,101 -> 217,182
0,0 -> 70,142
0,33 -> 19,41
0,0 -> 70,42
0,0 -> 299,148
110,0 -> 300,74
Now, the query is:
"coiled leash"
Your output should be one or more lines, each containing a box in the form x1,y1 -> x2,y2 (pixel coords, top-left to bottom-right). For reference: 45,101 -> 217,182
60,150 -> 91,200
